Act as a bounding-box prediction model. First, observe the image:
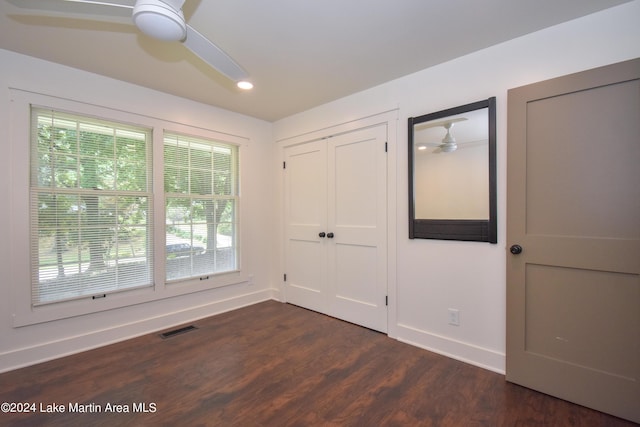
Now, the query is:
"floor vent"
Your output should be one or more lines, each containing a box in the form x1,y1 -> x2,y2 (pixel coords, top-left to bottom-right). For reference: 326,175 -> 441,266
159,325 -> 198,339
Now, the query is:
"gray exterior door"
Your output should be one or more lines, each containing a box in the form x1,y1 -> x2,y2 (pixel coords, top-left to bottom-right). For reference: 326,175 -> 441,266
506,58 -> 640,423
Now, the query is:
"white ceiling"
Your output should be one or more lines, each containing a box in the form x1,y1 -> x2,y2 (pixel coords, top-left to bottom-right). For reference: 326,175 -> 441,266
0,0 -> 632,122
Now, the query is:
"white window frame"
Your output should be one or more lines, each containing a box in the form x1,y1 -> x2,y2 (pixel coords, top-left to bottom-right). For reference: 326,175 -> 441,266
9,89 -> 248,327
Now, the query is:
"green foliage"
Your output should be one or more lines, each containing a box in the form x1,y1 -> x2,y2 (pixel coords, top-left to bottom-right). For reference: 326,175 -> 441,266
35,114 -> 150,273
164,136 -> 237,256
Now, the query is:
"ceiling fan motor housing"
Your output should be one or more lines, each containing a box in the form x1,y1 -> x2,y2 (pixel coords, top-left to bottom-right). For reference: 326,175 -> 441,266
441,143 -> 458,152
133,0 -> 187,42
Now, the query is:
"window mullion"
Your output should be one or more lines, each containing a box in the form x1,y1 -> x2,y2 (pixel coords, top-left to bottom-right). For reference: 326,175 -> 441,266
152,127 -> 167,291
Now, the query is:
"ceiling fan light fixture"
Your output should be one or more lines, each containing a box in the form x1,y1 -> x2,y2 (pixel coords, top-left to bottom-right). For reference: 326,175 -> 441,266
237,81 -> 254,90
133,0 -> 186,42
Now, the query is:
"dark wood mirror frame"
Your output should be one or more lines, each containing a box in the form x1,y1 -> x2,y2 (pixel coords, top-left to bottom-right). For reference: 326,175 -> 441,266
408,97 -> 497,243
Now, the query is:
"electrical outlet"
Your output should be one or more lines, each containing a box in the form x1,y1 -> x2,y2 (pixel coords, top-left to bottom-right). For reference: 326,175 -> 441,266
448,308 -> 460,326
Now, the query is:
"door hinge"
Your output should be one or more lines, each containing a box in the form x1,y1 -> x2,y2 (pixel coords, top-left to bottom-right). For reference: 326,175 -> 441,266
385,295 -> 388,306
284,273 -> 287,282
283,161 -> 286,169
385,142 -> 388,152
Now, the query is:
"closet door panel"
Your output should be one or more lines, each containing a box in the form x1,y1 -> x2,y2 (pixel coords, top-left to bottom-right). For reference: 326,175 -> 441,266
328,126 -> 388,332
284,141 -> 327,313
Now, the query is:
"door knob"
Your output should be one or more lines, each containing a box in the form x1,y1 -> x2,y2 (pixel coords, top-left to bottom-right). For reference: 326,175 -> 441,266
327,232 -> 334,238
510,244 -> 523,255
319,232 -> 326,238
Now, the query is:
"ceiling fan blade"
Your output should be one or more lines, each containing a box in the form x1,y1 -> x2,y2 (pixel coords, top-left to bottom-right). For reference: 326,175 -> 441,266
5,0 -> 133,19
183,24 -> 248,82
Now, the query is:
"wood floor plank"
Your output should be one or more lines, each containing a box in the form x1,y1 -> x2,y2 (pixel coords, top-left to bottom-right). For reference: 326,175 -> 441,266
0,301 -> 636,426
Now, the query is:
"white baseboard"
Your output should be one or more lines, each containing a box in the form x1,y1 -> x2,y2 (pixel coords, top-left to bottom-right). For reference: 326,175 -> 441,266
1,289 -> 278,373
269,287 -> 283,302
396,323 -> 505,375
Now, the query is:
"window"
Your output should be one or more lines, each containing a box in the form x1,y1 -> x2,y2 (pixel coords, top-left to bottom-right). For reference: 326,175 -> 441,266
30,108 -> 153,305
164,133 -> 239,282
12,90 -> 246,324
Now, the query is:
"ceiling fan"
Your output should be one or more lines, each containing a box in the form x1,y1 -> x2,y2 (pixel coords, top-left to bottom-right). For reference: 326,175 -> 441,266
417,118 -> 468,153
5,0 -> 252,88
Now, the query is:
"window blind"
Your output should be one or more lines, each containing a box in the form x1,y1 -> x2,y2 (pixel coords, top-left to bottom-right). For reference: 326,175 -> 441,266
164,133 -> 239,282
30,108 -> 153,306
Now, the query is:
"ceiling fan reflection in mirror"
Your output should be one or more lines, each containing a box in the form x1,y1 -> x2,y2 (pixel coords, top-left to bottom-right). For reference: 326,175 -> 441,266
416,117 -> 467,153
5,0 -> 253,89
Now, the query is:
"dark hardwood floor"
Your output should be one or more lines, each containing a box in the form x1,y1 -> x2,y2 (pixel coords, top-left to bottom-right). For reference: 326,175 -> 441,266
0,301 -> 636,426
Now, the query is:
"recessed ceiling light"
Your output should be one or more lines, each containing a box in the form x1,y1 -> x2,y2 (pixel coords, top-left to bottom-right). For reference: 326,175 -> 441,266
237,81 -> 254,90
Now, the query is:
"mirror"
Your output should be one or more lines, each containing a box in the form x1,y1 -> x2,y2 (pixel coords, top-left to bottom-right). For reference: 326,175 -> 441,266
408,97 -> 497,242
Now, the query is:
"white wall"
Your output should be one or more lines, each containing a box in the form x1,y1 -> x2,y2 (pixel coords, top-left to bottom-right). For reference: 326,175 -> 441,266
0,49 -> 276,372
273,1 -> 640,373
